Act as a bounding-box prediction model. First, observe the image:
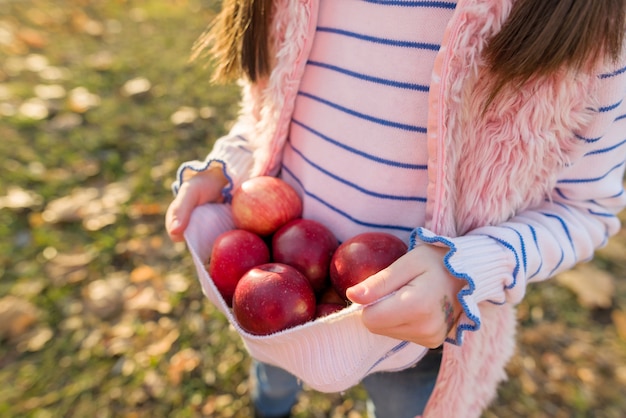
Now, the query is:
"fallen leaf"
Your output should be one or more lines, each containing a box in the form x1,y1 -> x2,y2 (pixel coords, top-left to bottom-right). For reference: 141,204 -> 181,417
18,98 -> 49,120
17,326 -> 54,352
124,285 -> 172,315
144,370 -> 167,398
0,186 -> 43,210
130,265 -> 157,283
42,182 -> 131,230
0,296 -> 41,340
82,276 -> 127,320
121,77 -> 151,99
68,86 -> 101,113
44,251 -> 95,286
170,106 -> 198,126
612,310 -> 626,341
167,348 -> 202,385
144,329 -> 179,357
17,28 -> 47,49
555,263 -> 615,309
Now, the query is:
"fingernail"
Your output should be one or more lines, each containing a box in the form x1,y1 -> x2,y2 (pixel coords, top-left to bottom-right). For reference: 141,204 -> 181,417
347,284 -> 366,299
170,219 -> 180,231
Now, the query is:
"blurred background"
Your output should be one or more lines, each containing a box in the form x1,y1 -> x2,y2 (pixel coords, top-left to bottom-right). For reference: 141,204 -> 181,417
1,1 -> 625,417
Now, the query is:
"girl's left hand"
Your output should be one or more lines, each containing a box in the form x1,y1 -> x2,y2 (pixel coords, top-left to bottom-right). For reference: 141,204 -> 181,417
346,245 -> 465,348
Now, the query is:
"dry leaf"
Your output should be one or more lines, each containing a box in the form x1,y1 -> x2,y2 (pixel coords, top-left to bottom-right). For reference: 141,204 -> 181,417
82,276 -> 127,320
68,86 -> 101,113
167,348 -> 202,385
0,187 -> 43,210
170,106 -> 198,126
612,310 -> 626,341
17,327 -> 54,352
555,263 -> 615,309
44,251 -> 95,286
17,28 -> 47,49
0,296 -> 40,340
130,265 -> 157,283
42,182 -> 131,230
121,77 -> 151,99
124,286 -> 172,315
144,329 -> 179,357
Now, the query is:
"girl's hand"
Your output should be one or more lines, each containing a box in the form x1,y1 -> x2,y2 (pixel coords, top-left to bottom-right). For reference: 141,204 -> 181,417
165,168 -> 228,242
346,245 -> 464,348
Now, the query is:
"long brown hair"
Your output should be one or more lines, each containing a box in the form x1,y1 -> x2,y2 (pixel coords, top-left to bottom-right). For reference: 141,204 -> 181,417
486,0 -> 625,100
192,0 -> 273,83
197,0 -> 625,87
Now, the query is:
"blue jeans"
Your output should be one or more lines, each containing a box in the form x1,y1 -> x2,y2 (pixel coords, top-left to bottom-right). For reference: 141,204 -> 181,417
251,348 -> 442,417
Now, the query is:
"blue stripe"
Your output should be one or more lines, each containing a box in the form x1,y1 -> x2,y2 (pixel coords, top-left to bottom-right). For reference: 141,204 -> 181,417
540,212 -> 576,255
298,91 -> 427,133
584,138 -> 626,156
316,27 -> 440,51
554,187 -> 568,200
557,161 -> 625,184
366,341 -> 411,374
504,226 -> 527,276
364,0 -> 456,8
574,133 -> 602,143
286,141 -> 427,202
486,235 -> 520,290
282,165 -> 415,232
307,60 -> 429,92
599,100 -> 623,113
588,209 -> 617,218
616,114 -> 626,122
527,224 -> 542,280
599,65 -> 626,79
292,119 -> 427,169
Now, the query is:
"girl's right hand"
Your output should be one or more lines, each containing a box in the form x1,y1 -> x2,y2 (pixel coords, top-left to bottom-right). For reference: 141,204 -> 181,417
165,167 -> 228,242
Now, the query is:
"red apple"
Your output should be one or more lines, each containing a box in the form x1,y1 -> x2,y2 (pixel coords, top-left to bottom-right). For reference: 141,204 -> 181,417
315,303 -> 346,318
271,218 -> 339,293
232,263 -> 316,335
329,232 -> 408,301
231,176 -> 303,236
207,229 -> 270,306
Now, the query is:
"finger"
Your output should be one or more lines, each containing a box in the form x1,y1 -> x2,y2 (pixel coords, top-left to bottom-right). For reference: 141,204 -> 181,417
361,287 -> 460,346
361,291 -> 447,348
346,253 -> 424,305
165,185 -> 197,241
359,283 -> 430,330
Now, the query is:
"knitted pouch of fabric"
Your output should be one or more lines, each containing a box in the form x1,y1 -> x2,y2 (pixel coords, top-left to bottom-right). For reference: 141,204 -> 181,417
184,203 -> 428,393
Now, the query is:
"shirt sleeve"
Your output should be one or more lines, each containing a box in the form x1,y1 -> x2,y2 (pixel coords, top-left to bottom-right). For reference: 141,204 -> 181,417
171,122 -> 256,200
170,81 -> 264,200
412,62 -> 626,345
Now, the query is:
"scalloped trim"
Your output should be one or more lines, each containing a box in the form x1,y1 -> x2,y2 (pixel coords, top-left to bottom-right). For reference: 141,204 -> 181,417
410,227 -> 481,345
172,159 -> 235,201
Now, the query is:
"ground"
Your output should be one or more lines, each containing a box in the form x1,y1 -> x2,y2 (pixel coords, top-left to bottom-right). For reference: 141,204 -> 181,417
1,1 -> 625,417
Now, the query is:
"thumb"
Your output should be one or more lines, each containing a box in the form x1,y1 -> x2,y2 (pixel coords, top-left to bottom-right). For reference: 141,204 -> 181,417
346,255 -> 418,305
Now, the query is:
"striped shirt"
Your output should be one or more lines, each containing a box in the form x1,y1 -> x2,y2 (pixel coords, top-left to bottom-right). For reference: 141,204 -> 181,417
281,0 -> 457,242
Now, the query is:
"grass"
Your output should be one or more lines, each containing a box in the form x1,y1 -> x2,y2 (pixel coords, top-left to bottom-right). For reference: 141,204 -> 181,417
1,1 -> 625,417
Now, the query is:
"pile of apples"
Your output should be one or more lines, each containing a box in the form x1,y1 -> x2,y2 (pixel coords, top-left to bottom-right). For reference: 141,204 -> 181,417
206,176 -> 407,336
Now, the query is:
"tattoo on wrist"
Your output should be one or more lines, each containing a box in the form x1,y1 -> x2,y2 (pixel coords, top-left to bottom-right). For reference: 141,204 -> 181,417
441,295 -> 455,334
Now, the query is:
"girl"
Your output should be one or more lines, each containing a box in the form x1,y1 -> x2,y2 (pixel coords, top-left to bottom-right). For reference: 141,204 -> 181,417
166,1 -> 626,417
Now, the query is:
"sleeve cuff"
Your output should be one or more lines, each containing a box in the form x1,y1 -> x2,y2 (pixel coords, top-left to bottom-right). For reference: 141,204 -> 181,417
171,159 -> 234,200
171,136 -> 255,200
410,227 -> 518,345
